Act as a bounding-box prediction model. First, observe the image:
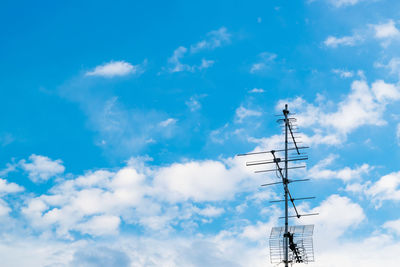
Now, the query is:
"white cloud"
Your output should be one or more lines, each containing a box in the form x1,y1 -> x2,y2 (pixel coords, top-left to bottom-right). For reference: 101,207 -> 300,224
365,171 -> 400,206
190,27 -> 231,53
332,69 -> 354,78
2,227 -> 400,267
376,57 -> 400,78
235,106 -> 262,123
0,199 -> 11,217
0,178 -> 24,194
324,20 -> 399,49
373,20 -> 400,39
185,96 -> 202,111
153,160 -> 248,203
159,118 -> 177,127
248,88 -> 265,93
20,155 -> 65,183
76,215 -> 121,236
85,60 -> 146,78
383,219 -> 400,235
165,27 -> 230,73
22,166 -> 148,238
371,80 -> 400,102
166,47 -> 215,73
0,162 -> 17,177
328,0 -> 362,7
308,154 -> 372,182
240,221 -> 273,242
167,46 -> 192,73
250,52 -> 277,73
387,57 -> 400,76
298,194 -> 365,249
324,80 -> 383,134
194,205 -> 224,217
324,35 -> 360,48
278,79 -> 400,145
3,155 -> 400,267
18,155 -> 263,237
198,58 -> 215,70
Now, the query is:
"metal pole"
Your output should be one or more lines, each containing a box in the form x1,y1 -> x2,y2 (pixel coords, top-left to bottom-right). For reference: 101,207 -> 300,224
284,104 -> 289,267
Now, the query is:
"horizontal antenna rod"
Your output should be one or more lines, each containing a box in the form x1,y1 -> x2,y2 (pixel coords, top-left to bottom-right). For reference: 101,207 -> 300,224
246,157 -> 308,166
260,178 -> 310,187
279,213 -> 319,219
260,181 -> 283,186
269,197 -> 316,203
237,146 -> 309,157
255,166 -> 306,173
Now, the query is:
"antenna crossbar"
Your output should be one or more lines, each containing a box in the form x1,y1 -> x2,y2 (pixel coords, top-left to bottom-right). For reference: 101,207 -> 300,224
269,197 -> 316,203
260,178 -> 310,187
246,157 -> 308,166
255,165 -> 306,173
237,146 -> 309,156
279,213 -> 319,219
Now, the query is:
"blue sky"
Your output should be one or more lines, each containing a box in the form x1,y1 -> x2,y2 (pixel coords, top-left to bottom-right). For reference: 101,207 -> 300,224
1,0 -> 400,266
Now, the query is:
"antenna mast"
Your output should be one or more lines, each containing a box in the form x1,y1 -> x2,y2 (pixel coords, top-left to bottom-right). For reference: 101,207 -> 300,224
238,104 -> 317,266
284,104 -> 290,267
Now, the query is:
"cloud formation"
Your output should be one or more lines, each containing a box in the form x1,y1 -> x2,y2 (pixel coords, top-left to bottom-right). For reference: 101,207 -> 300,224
20,154 -> 65,183
277,79 -> 400,145
250,52 -> 277,73
373,20 -> 400,39
190,27 -> 231,53
85,60 -> 146,78
165,27 -> 230,73
328,0 -> 362,7
324,35 -> 361,48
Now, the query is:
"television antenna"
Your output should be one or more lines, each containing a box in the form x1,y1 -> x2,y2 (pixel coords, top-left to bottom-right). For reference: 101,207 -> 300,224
238,104 -> 317,266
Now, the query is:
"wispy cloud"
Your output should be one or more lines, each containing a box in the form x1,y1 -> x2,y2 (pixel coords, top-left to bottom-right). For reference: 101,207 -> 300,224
185,95 -> 206,111
159,118 -> 177,127
166,47 -> 215,73
190,27 -> 231,53
235,106 -> 262,123
198,59 -> 215,70
375,57 -> 400,78
85,60 -> 146,78
167,46 -> 191,73
332,69 -> 354,78
250,52 -> 277,73
165,27 -> 230,73
324,20 -> 400,49
324,35 -> 361,48
248,88 -> 265,93
327,0 -> 363,8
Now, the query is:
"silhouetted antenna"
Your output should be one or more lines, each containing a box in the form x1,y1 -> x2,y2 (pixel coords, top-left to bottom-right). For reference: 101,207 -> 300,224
237,104 -> 317,266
